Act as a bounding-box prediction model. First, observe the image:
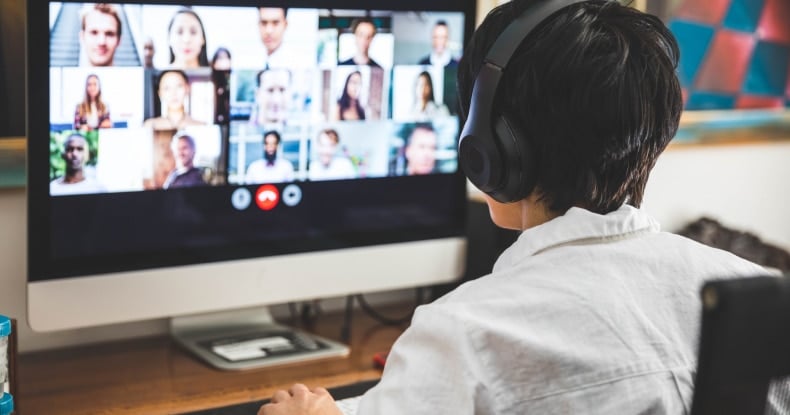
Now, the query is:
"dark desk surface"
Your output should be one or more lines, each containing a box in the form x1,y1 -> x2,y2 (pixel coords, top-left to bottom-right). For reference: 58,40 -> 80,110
16,304 -> 409,414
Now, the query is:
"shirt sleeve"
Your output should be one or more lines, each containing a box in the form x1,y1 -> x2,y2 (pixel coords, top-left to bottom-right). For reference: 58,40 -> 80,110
356,304 -> 494,415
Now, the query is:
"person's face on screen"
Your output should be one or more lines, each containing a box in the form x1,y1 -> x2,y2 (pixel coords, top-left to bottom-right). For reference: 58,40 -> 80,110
63,136 -> 88,174
80,10 -> 120,66
432,24 -> 449,55
173,137 -> 195,169
143,38 -> 155,68
259,8 -> 287,55
256,69 -> 290,124
263,133 -> 279,157
354,22 -> 376,57
317,132 -> 338,166
86,75 -> 100,100
159,72 -> 189,113
169,12 -> 205,68
346,72 -> 362,100
405,127 -> 437,175
416,74 -> 431,103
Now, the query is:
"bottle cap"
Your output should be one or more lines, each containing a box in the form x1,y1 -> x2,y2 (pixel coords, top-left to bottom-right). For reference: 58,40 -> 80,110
0,316 -> 10,338
0,393 -> 13,415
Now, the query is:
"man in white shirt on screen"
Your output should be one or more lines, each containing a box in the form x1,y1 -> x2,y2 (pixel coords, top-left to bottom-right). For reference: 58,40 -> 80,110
245,130 -> 295,184
259,7 -> 289,69
308,129 -> 355,181
50,133 -> 106,196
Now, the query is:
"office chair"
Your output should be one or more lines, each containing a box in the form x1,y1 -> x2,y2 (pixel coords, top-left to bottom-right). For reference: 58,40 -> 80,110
691,275 -> 790,415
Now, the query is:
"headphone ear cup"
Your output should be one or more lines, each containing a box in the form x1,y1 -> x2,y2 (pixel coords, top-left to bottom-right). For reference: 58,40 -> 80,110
490,114 -> 537,203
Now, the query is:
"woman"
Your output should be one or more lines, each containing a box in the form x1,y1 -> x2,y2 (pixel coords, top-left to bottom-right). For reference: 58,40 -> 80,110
167,8 -> 209,69
143,70 -> 205,130
334,70 -> 365,121
74,74 -> 112,131
411,71 -> 449,120
211,47 -> 231,71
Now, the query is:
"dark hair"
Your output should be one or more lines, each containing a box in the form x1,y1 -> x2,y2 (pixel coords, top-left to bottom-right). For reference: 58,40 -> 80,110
416,71 -> 435,105
350,17 -> 377,35
401,122 -> 435,145
435,20 -> 449,28
338,71 -> 366,120
211,47 -> 231,68
319,128 -> 340,144
263,130 -> 281,144
157,69 -> 190,90
458,0 -> 682,214
168,8 -> 210,67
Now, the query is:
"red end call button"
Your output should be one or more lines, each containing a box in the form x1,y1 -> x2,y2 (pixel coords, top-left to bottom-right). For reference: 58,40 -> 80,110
255,184 -> 280,211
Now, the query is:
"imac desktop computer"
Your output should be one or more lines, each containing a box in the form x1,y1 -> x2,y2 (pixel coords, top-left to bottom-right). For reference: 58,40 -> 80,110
27,0 -> 473,369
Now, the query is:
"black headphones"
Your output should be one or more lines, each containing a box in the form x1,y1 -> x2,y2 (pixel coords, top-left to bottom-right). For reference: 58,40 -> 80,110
459,0 -> 587,203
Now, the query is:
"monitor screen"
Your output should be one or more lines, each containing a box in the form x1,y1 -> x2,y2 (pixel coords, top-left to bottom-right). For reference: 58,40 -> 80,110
27,0 -> 471,333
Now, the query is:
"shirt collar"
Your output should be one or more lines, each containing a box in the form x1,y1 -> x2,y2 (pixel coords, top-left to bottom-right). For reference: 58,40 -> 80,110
494,205 -> 661,271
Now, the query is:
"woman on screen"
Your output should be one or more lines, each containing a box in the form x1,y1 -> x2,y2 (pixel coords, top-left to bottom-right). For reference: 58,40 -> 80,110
411,71 -> 449,120
144,70 -> 205,130
167,8 -> 209,69
333,70 -> 365,121
74,74 -> 112,131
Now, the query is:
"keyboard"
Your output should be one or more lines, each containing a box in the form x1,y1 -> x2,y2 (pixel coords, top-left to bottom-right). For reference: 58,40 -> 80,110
180,379 -> 378,415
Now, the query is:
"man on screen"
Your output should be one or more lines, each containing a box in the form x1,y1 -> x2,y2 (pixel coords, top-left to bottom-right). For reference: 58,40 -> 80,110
339,17 -> 381,67
252,67 -> 291,127
245,130 -> 295,184
79,3 -> 122,67
259,7 -> 288,69
50,133 -> 105,196
308,129 -> 356,181
418,20 -> 458,67
403,123 -> 438,175
163,133 -> 205,188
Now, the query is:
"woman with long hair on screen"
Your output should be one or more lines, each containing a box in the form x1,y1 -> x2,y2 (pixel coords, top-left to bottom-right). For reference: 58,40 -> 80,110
167,8 -> 210,69
144,70 -> 205,130
74,74 -> 112,132
333,70 -> 366,121
411,70 -> 449,120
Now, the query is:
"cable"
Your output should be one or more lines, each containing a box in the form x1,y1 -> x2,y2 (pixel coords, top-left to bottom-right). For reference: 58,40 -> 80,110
354,287 -> 425,326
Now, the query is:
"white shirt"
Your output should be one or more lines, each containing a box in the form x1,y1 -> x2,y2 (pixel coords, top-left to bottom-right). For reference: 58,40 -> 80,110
50,177 -> 106,196
358,205 -> 769,414
308,158 -> 356,181
245,158 -> 294,184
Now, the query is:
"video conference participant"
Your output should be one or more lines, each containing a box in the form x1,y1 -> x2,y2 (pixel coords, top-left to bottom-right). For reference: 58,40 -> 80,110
339,17 -> 381,67
411,71 -> 449,121
308,128 -> 355,181
50,133 -> 106,196
167,8 -> 210,69
245,130 -> 295,184
333,71 -> 365,121
74,74 -> 112,131
418,20 -> 459,67
144,70 -> 205,131
80,3 -> 122,67
163,133 -> 205,188
403,122 -> 437,176
258,1 -> 778,414
251,67 -> 291,127
259,7 -> 289,69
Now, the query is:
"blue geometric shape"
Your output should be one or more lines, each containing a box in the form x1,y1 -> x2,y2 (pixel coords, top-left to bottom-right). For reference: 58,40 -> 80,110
743,41 -> 790,95
686,92 -> 737,110
722,0 -> 766,32
668,20 -> 716,87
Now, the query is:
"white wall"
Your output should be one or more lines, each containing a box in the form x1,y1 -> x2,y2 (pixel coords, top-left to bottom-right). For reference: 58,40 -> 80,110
2,141 -> 789,352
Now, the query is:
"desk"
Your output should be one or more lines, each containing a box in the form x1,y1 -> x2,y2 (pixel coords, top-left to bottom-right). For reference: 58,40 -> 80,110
16,305 -> 409,414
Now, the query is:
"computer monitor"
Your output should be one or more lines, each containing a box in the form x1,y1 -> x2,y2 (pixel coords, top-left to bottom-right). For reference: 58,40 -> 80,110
27,0 -> 473,369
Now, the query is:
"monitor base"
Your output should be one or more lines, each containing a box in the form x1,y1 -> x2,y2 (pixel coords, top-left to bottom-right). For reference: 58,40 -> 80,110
170,306 -> 349,371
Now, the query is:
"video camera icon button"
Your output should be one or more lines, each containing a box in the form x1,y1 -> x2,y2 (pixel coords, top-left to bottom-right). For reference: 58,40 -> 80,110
231,188 -> 252,211
255,184 -> 280,211
282,184 -> 303,207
